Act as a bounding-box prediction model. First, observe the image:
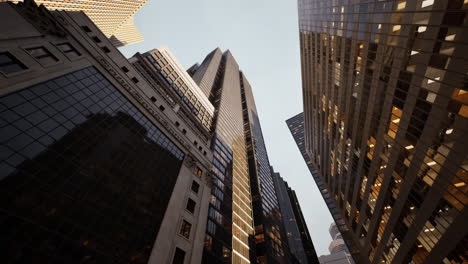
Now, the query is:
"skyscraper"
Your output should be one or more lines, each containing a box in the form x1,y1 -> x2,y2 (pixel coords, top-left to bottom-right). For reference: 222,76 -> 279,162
318,223 -> 354,264
189,48 -> 297,264
186,48 -> 255,264
0,0 -> 147,46
272,169 -> 320,264
287,113 -> 356,257
298,0 -> 468,263
0,2 -> 212,263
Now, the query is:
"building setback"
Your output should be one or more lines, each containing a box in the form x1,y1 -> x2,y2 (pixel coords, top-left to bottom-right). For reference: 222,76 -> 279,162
0,0 -> 147,47
0,1 -> 212,263
272,168 -> 320,264
298,0 -> 468,263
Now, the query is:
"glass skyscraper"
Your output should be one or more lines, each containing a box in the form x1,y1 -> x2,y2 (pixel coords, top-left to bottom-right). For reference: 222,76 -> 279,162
189,48 -> 296,264
297,0 -> 468,263
272,168 -> 320,264
188,48 -> 255,264
287,113 -> 354,256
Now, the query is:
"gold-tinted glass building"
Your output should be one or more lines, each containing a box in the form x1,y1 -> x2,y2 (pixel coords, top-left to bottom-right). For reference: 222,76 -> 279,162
189,48 -> 298,264
1,0 -> 147,46
298,0 -> 468,263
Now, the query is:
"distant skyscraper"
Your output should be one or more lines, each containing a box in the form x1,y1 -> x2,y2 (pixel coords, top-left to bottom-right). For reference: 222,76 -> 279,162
1,0 -> 147,46
318,223 -> 354,264
328,223 -> 348,254
287,113 -> 355,257
272,169 -> 320,264
189,48 -> 295,264
298,0 -> 468,263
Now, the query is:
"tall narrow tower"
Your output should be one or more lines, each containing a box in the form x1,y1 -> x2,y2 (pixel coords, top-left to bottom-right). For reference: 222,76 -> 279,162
190,49 -> 293,264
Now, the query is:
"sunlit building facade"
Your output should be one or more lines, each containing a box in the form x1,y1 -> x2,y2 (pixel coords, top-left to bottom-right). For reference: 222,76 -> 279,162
189,48 -> 255,264
189,48 -> 297,264
298,0 -> 468,263
0,0 -> 147,46
129,47 -> 215,135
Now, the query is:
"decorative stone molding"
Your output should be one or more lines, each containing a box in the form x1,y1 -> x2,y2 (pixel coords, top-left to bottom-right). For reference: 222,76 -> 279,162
11,0 -> 67,37
53,13 -> 69,26
204,171 -> 214,188
183,154 -> 196,169
95,56 -> 192,151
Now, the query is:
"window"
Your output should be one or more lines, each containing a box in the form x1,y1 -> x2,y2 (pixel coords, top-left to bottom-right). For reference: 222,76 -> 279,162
175,121 -> 180,127
179,220 -> 191,239
172,247 -> 185,264
0,52 -> 27,74
102,46 -> 111,53
26,47 -> 58,64
186,198 -> 196,214
191,181 -> 200,194
159,105 -> 165,111
92,36 -> 101,43
57,43 -> 80,58
194,141 -> 198,146
194,167 -> 203,177
131,77 -> 139,83
223,246 -> 231,258
150,96 -> 156,103
81,25 -> 92,32
182,129 -> 187,134
122,66 -> 129,73
204,234 -> 213,250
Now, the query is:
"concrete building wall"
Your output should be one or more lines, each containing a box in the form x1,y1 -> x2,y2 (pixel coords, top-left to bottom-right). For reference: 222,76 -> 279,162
0,0 -> 147,46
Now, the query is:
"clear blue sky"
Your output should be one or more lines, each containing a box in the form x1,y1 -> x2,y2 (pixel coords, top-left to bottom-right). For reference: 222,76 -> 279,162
120,0 -> 334,256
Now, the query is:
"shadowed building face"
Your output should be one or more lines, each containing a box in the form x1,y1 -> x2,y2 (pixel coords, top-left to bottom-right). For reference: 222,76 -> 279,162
0,67 -> 184,263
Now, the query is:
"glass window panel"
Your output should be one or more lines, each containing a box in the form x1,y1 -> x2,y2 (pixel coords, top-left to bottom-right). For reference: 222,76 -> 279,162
0,67 -> 185,262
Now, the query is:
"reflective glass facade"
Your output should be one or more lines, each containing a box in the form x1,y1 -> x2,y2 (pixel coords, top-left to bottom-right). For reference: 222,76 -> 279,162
0,67 -> 184,263
240,73 -> 291,263
286,183 -> 321,264
272,171 -> 319,264
213,52 -> 254,264
191,50 -> 255,264
287,113 -> 355,258
298,0 -> 468,263
204,135 -> 234,263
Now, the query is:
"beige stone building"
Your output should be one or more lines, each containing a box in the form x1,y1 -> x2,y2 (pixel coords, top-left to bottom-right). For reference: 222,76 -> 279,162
0,0 -> 147,46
